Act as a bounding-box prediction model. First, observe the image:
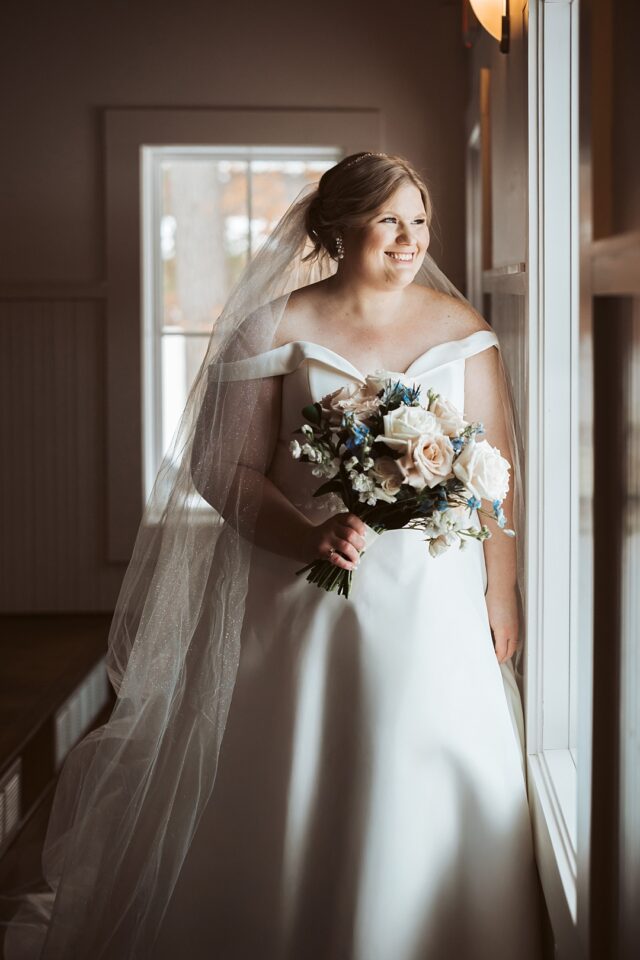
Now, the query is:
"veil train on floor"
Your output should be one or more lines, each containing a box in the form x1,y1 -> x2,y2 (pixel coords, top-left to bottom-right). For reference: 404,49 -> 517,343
1,175 -> 525,959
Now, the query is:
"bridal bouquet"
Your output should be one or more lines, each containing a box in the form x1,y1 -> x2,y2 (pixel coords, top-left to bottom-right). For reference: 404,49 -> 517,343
290,372 -> 515,598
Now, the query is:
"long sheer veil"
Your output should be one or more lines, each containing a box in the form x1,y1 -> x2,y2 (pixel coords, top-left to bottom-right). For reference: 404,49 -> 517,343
1,179 -> 525,959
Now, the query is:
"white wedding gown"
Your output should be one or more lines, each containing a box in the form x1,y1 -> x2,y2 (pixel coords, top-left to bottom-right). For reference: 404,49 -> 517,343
154,331 -> 543,960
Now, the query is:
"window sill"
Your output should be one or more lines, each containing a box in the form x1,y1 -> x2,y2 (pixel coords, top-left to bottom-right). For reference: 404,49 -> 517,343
527,749 -> 578,952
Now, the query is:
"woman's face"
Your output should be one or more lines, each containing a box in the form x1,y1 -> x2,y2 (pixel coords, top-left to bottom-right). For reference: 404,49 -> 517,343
343,182 -> 429,289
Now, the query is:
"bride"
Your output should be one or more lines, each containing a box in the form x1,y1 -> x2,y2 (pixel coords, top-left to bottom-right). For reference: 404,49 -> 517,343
3,153 -> 542,959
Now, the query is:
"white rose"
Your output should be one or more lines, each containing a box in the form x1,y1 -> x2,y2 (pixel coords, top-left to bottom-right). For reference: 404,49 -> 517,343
429,396 -> 468,437
363,369 -> 405,395
453,439 -> 510,501
397,433 -> 455,490
370,456 -> 404,497
377,405 -> 440,449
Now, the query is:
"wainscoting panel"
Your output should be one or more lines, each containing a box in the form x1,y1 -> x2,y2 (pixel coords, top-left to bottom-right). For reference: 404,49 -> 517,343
0,300 -> 124,611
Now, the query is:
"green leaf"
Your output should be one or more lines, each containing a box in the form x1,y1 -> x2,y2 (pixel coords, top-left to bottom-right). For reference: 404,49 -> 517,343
313,479 -> 344,498
302,402 -> 322,424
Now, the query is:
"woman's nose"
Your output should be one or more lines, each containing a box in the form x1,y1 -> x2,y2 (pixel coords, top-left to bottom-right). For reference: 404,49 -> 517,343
396,223 -> 415,244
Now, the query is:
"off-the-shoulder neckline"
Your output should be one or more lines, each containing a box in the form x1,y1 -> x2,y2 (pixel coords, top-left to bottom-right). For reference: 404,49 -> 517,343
272,329 -> 498,381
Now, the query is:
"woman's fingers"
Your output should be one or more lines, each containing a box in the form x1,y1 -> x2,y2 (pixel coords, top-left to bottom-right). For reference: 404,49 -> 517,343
492,624 -> 519,663
506,636 -> 520,660
342,513 -> 367,535
328,537 -> 360,567
315,513 -> 368,568
494,632 -> 508,663
336,515 -> 367,552
325,547 -> 356,570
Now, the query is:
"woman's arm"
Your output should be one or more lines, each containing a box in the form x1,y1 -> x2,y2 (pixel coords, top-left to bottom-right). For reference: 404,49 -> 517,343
464,343 -> 520,663
190,372 -> 366,568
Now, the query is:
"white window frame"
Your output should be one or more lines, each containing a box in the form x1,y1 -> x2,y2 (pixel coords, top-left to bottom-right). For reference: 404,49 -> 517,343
140,144 -> 341,502
105,107 -> 381,561
525,2 -> 588,956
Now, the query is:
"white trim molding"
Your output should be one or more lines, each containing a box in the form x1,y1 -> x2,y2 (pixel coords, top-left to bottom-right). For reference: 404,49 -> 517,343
525,2 -> 585,958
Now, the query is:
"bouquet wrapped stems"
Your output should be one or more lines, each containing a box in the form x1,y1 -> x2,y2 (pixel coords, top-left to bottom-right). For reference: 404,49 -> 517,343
295,522 -> 384,598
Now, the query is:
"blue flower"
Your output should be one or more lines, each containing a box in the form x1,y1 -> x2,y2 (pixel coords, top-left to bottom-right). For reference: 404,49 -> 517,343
491,499 -> 508,528
451,437 -> 464,453
344,422 -> 370,450
467,496 -> 482,510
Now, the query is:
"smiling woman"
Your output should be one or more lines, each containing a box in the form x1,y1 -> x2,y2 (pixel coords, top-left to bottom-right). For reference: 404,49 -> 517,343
303,151 -> 432,267
349,187 -> 431,283
1,153 -> 542,960
278,159 -> 476,376
153,154 -> 542,959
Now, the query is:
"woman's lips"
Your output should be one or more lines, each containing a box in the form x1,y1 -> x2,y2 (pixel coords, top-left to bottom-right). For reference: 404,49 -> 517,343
385,251 -> 416,263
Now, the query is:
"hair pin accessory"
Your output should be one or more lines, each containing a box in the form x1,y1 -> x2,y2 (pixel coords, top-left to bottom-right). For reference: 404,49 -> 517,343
343,151 -> 388,170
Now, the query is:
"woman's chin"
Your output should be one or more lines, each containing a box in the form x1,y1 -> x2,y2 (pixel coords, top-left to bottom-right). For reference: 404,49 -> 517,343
381,266 -> 420,288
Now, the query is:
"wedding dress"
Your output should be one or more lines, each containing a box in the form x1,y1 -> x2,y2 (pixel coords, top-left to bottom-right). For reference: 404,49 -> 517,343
2,180 -> 542,959
153,332 -> 542,960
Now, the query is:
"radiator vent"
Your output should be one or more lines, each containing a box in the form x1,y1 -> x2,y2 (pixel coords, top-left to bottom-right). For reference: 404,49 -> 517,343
0,758 -> 22,850
54,657 -> 110,770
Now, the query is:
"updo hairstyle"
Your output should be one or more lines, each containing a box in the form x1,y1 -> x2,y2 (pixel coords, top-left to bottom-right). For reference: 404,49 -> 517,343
303,152 -> 433,262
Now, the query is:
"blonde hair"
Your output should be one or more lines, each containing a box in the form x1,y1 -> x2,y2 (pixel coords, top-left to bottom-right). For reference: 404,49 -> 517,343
304,152 -> 433,261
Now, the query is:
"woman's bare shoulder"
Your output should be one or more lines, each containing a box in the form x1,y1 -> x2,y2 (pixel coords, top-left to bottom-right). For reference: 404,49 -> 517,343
273,280 -> 332,345
410,285 -> 491,337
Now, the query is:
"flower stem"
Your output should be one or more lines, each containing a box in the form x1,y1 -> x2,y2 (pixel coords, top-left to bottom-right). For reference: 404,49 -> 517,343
295,558 -> 353,598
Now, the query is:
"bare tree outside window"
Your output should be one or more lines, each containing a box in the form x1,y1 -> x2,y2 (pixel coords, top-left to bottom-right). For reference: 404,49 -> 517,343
142,147 -> 340,499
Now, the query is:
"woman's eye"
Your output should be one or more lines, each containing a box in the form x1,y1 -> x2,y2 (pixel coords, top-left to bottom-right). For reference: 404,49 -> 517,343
380,217 -> 426,224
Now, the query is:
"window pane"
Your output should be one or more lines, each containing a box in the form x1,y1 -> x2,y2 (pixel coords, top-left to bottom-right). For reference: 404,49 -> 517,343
249,160 -> 334,250
161,334 -> 210,455
161,160 -> 249,333
146,148 -> 341,495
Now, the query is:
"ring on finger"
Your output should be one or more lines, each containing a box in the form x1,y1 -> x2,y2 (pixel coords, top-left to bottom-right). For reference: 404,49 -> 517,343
328,547 -> 337,560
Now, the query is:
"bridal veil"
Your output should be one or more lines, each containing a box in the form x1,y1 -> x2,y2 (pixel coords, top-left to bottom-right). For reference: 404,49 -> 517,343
1,155 -> 525,959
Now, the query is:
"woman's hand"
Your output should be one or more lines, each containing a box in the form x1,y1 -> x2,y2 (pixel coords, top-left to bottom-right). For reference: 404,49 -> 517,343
301,512 -> 367,570
485,584 -> 520,663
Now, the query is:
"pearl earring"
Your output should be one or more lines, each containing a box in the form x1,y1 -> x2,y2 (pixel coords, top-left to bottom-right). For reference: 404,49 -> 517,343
335,235 -> 345,260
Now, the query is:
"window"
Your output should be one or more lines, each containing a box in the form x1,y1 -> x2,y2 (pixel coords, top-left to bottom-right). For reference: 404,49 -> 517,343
141,145 -> 340,500
524,1 -> 585,952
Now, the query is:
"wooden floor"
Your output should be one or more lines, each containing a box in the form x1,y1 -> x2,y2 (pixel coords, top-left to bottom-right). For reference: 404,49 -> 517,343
0,614 -> 115,949
0,614 -> 113,766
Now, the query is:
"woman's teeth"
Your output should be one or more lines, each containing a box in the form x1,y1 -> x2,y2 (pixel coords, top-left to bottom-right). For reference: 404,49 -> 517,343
385,252 -> 414,261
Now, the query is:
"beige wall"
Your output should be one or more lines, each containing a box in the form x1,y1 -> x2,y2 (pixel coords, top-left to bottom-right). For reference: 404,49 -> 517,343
466,4 -> 529,270
464,4 -> 530,509
1,1 -> 468,287
0,0 -> 469,611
